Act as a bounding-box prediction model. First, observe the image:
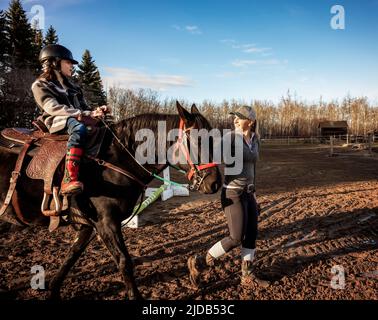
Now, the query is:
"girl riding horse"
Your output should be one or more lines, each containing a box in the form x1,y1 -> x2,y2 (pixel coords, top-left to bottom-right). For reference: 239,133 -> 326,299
32,44 -> 109,196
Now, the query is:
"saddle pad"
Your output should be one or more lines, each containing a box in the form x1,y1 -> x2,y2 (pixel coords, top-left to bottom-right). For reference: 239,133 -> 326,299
26,140 -> 67,193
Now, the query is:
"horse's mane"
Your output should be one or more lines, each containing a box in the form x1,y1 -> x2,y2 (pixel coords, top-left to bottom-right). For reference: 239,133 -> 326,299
114,113 -> 178,150
114,112 -> 213,151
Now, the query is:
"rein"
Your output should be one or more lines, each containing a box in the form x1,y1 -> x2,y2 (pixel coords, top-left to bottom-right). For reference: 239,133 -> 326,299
86,155 -> 146,189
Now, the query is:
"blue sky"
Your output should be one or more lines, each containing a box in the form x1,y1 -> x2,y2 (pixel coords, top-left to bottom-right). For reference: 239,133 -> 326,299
1,0 -> 378,104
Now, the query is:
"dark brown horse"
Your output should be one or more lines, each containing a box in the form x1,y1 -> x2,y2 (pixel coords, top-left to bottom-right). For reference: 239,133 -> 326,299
0,102 -> 222,299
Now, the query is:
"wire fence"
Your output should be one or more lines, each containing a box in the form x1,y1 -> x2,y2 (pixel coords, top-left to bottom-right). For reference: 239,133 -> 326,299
261,134 -> 378,146
261,134 -> 378,157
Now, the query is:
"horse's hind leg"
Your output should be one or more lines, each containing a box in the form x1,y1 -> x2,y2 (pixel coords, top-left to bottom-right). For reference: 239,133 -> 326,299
96,220 -> 141,300
49,225 -> 94,299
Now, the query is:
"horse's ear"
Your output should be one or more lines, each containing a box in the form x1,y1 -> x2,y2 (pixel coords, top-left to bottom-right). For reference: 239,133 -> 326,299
176,101 -> 194,126
191,104 -> 201,115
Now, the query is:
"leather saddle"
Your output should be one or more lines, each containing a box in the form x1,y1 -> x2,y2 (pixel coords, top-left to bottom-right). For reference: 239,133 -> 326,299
0,116 -> 109,231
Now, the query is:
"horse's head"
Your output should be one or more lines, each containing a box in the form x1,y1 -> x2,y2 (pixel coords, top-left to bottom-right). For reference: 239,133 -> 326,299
174,102 -> 222,194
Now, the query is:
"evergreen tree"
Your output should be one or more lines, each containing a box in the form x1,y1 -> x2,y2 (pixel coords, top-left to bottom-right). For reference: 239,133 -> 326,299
76,49 -> 107,107
32,21 -> 43,50
5,0 -> 37,69
43,25 -> 59,45
0,1 -> 40,129
0,10 -> 8,67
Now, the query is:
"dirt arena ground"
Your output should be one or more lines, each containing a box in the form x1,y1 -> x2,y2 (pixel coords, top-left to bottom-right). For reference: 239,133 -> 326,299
0,144 -> 377,300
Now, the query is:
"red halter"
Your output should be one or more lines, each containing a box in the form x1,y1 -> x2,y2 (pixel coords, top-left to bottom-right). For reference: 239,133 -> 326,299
174,119 -> 218,181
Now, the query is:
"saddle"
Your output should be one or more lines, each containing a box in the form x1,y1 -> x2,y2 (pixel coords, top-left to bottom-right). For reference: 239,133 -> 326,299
0,116 -> 109,232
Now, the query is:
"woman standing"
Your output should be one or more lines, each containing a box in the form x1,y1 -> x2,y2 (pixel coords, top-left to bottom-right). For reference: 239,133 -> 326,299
187,105 -> 269,288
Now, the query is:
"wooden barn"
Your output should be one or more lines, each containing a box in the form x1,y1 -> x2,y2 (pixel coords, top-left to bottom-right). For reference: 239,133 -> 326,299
318,121 -> 348,136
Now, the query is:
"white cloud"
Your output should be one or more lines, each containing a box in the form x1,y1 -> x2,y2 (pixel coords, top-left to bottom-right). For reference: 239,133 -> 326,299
231,43 -> 256,49
232,60 -> 258,67
232,59 -> 283,67
222,40 -> 273,56
103,67 -> 192,91
185,25 -> 202,34
243,47 -> 271,53
172,24 -> 202,34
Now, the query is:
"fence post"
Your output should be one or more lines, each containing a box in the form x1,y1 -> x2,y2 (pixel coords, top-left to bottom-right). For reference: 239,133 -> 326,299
346,134 -> 349,145
330,136 -> 334,157
287,136 -> 290,146
369,134 -> 372,156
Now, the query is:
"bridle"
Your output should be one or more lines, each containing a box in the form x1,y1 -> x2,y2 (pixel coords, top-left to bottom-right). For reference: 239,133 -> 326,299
172,119 -> 218,191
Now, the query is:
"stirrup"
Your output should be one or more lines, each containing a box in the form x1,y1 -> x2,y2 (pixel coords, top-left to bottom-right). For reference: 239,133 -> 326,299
41,187 -> 61,217
40,187 -> 62,233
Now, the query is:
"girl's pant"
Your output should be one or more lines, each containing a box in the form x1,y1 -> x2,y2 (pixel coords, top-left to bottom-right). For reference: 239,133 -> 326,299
66,117 -> 87,149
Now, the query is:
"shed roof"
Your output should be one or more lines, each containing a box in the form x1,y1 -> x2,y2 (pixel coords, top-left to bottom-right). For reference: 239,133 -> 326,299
318,121 -> 348,128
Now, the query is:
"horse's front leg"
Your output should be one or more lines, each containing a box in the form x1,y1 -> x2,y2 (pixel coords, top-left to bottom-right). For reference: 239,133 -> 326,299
96,217 -> 141,300
49,224 -> 94,299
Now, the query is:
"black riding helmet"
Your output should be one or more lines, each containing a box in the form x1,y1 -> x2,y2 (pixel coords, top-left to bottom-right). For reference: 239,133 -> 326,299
39,44 -> 78,64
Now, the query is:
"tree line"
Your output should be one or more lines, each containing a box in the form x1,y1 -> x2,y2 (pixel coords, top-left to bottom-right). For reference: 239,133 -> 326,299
108,87 -> 378,137
0,0 -> 106,129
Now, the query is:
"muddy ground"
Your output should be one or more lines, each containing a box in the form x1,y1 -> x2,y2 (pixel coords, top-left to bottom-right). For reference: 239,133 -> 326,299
0,144 -> 377,300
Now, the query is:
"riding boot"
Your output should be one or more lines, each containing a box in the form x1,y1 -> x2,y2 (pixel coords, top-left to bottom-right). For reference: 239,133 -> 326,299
187,252 -> 214,288
241,260 -> 270,288
61,147 -> 84,195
